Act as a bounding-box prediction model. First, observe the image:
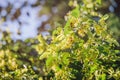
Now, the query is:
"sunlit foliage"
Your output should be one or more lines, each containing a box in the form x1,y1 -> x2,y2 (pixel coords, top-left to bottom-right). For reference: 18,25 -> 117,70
35,0 -> 120,80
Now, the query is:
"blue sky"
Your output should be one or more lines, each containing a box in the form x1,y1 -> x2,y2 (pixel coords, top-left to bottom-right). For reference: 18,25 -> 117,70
0,0 -> 50,40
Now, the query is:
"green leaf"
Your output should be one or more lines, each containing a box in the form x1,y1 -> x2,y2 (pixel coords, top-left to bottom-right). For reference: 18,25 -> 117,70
46,56 -> 54,67
64,20 -> 72,35
71,7 -> 79,18
61,52 -> 70,65
90,65 -> 97,73
102,14 -> 109,20
101,73 -> 106,80
97,0 -> 102,4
